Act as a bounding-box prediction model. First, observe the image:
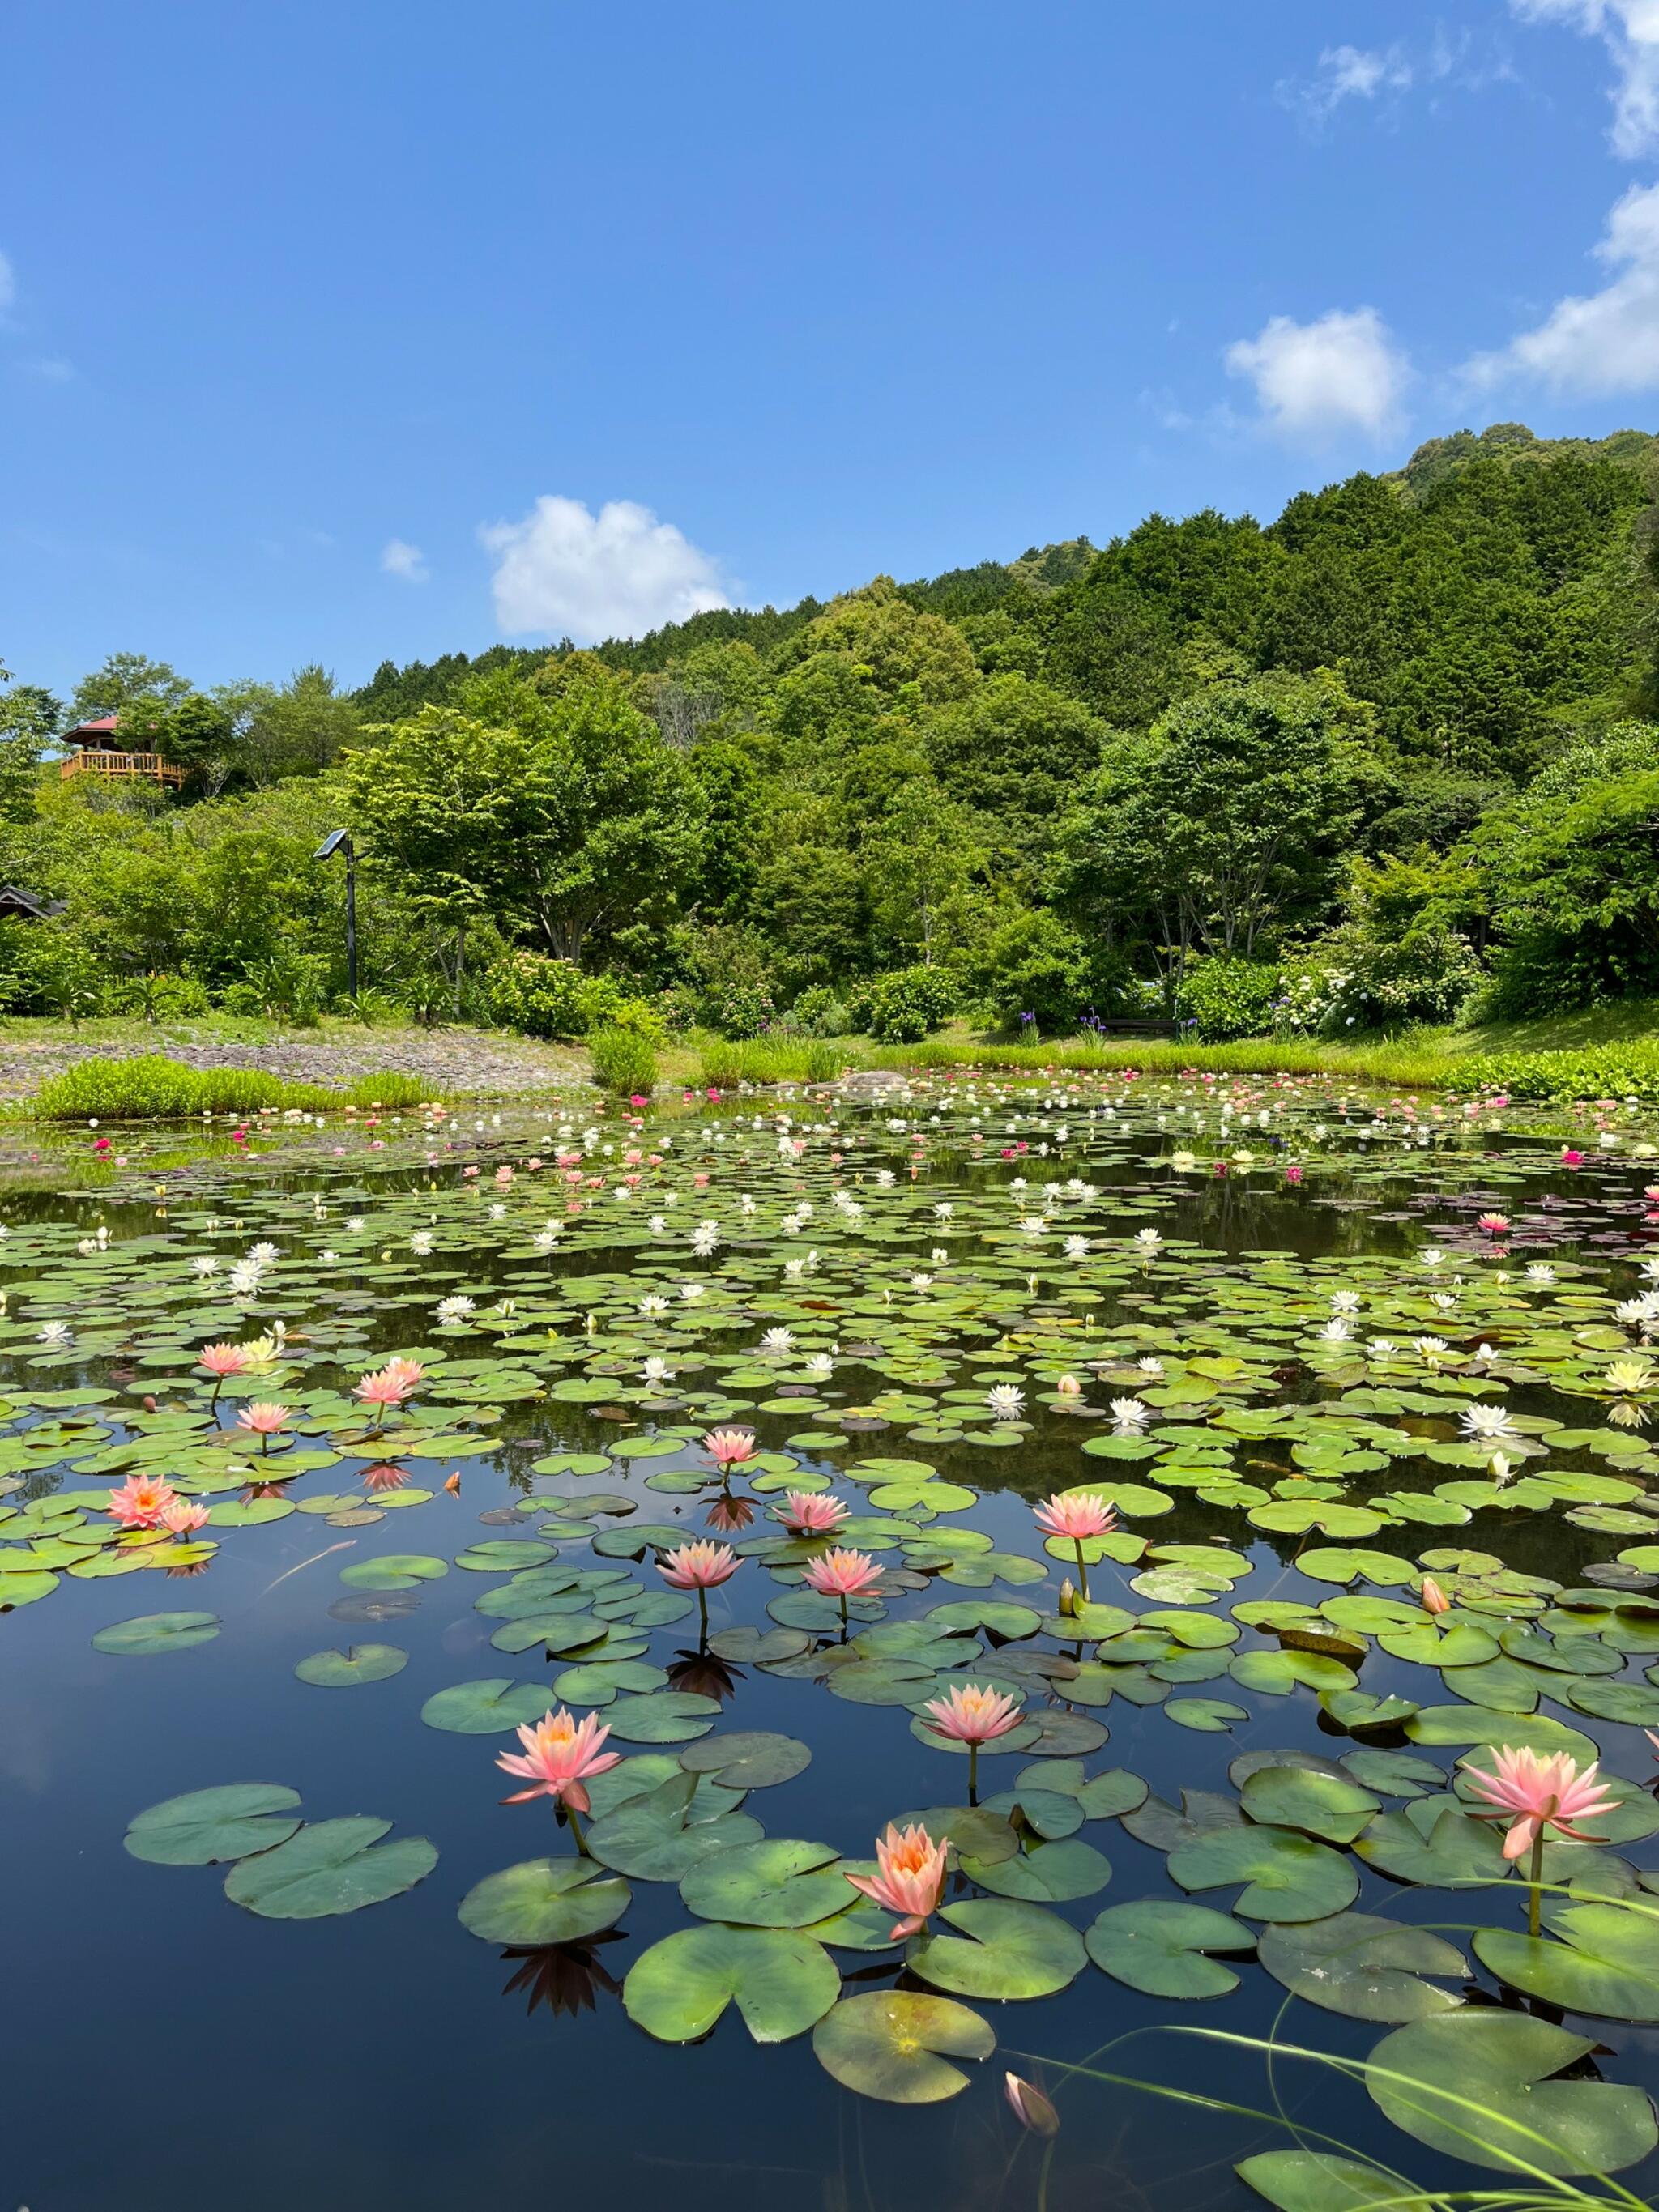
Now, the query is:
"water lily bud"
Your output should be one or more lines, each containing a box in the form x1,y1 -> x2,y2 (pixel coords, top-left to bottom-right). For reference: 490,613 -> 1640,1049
1058,1577 -> 1079,1617
1420,1575 -> 1450,1615
443,1472 -> 461,1494
1056,1373 -> 1081,1396
1004,2072 -> 1060,2137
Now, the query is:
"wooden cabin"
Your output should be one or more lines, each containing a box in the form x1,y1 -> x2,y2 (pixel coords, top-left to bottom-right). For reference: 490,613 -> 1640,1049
0,886 -> 66,922
58,714 -> 185,789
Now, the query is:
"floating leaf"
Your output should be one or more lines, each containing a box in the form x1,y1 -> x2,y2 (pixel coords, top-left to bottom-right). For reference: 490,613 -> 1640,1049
1237,2150 -> 1430,2212
812,1991 -> 994,2103
1257,1912 -> 1467,2022
1240,1767 -> 1380,1846
457,1856 -> 631,1946
1473,1903 -> 1659,2021
125,1783 -> 302,1866
904,1897 -> 1085,2000
294,1643 -> 407,1687
1085,1899 -> 1255,1997
678,1733 -> 811,1789
1366,2012 -> 1657,2176
92,1611 -> 219,1655
419,1678 -> 557,1733
224,1817 -> 437,1919
624,1924 -> 839,2044
680,1838 -> 850,1927
1167,1826 -> 1358,1923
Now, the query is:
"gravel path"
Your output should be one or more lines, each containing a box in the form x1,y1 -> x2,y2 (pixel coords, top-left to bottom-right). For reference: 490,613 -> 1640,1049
0,1024 -> 592,1097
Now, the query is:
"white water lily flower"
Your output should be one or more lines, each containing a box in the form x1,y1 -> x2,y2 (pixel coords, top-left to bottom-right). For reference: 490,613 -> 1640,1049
1525,1264 -> 1556,1285
347,1217 -> 366,1233
760,1328 -> 795,1353
679,1283 -> 706,1303
319,1248 -> 339,1264
1169,1151 -> 1199,1173
532,1229 -> 562,1255
435,1295 -> 476,1325
931,1246 -> 949,1265
228,1259 -> 266,1298
1606,1357 -> 1654,1393
1419,1249 -> 1445,1269
1137,1358 -> 1165,1379
1461,1403 -> 1518,1441
1329,1291 -> 1361,1314
488,1204 -> 507,1221
409,1230 -> 434,1256
806,1353 -> 835,1381
909,1273 -> 935,1291
638,1295 -> 670,1315
692,1223 -> 722,1257
248,1242 -> 279,1264
1431,1291 -> 1458,1312
1490,1451 -> 1514,1487
1320,1319 -> 1352,1341
783,1259 -> 805,1281
1064,1236 -> 1090,1261
986,1383 -> 1026,1420
646,1213 -> 667,1235
1367,1338 -> 1397,1356
37,1320 -> 71,1348
1414,1336 -> 1450,1361
1110,1396 -> 1151,1430
1640,1257 -> 1659,1283
642,1355 -> 674,1386
1133,1229 -> 1163,1253
780,1213 -> 804,1235
191,1255 -> 219,1276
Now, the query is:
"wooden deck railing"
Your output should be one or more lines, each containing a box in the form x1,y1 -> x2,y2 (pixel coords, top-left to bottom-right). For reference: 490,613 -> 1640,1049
60,749 -> 186,789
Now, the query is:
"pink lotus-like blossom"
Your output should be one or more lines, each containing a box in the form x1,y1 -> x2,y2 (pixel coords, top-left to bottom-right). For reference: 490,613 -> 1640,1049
702,1427 -> 757,1470
1477,1213 -> 1511,1235
775,1490 -> 850,1536
923,1681 -> 1023,1747
198,1342 -> 249,1379
657,1539 -> 740,1591
380,1357 -> 425,1395
1284,1165 -> 1304,1186
497,1706 -> 621,1820
801,1547 -> 883,1599
1420,1575 -> 1450,1615
1004,2073 -> 1060,2137
1467,1746 -> 1617,1860
1560,1149 -> 1585,1168
844,1821 -> 949,1940
236,1400 -> 290,1452
106,1472 -> 181,1529
1032,1489 -> 1117,1600
160,1498 -> 211,1538
354,1361 -> 421,1426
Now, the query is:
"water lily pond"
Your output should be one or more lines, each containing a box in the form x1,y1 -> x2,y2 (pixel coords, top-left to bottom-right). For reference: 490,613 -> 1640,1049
7,1072 -> 1659,2210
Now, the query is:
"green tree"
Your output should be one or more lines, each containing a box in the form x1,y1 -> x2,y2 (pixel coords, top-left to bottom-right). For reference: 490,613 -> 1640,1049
70,654 -> 191,721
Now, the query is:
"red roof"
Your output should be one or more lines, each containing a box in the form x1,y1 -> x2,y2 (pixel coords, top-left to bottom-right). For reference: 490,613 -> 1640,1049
64,714 -> 122,742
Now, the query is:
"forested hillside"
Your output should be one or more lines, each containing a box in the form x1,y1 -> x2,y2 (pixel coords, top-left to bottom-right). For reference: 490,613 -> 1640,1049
3,420 -> 1658,1044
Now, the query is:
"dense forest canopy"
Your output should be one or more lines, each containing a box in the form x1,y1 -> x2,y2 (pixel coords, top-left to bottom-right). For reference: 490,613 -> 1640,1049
3,420 -> 1659,1041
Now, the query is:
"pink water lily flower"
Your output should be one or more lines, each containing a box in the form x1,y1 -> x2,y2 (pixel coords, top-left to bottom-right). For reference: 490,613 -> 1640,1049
844,1821 -> 949,1940
497,1707 -> 621,1826
775,1490 -> 850,1536
801,1547 -> 883,1599
1477,1213 -> 1512,1236
198,1341 -> 249,1378
1032,1489 -> 1117,1600
236,1400 -> 290,1453
657,1539 -> 740,1590
702,1427 -> 757,1469
354,1362 -> 421,1426
924,1681 -> 1023,1747
160,1498 -> 211,1538
1467,1745 -> 1619,1933
106,1472 -> 181,1529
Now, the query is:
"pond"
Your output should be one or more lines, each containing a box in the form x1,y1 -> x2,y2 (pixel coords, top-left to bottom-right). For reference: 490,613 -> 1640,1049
3,1071 -> 1659,2212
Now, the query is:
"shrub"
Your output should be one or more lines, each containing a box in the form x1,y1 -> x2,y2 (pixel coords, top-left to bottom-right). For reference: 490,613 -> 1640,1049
484,952 -> 598,1040
864,965 -> 957,1043
973,910 -> 1090,1032
1460,1040 -> 1659,1102
791,985 -> 850,1038
706,978 -> 776,1038
589,1025 -> 658,1096
1175,957 -> 1284,1042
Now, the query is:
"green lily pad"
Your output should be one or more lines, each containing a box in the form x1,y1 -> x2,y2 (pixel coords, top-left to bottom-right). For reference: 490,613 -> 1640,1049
420,1678 -> 558,1733
1240,1767 -> 1380,1846
124,1783 -> 303,1866
624,1923 -> 839,2044
1167,1826 -> 1358,1922
604,1690 -> 721,1744
812,1990 -> 995,2104
92,1611 -> 220,1655
961,1836 -> 1112,1901
1085,1899 -> 1256,1998
678,1733 -> 811,1789
904,1897 -> 1085,2000
224,1817 -> 437,1919
457,1856 -> 631,1945
1258,1912 -> 1468,2021
338,1554 -> 448,1590
294,1643 -> 407,1687
1366,2012 -> 1657,2176
680,1837 -> 850,1927
1473,1902 -> 1659,2021
1237,2150 -> 1431,2212
587,1772 -> 764,1881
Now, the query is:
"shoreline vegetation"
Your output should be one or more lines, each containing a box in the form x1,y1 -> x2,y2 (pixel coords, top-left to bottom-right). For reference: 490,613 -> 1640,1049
15,995 -> 1659,1118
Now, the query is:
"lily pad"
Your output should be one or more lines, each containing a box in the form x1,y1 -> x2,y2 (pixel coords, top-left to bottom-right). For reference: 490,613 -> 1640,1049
1473,1902 -> 1659,2021
904,1897 -> 1085,2000
420,1678 -> 557,1733
1085,1899 -> 1256,1998
812,1990 -> 994,2103
125,1783 -> 303,1866
458,1856 -> 631,1945
1167,1826 -> 1358,1923
678,1733 -> 812,1789
680,1838 -> 850,1927
294,1643 -> 407,1687
624,1923 -> 839,2044
1257,1912 -> 1468,2021
224,1817 -> 437,1919
92,1611 -> 220,1655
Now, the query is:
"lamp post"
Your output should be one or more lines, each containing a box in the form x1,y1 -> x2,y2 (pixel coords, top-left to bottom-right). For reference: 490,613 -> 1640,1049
313,829 -> 357,1000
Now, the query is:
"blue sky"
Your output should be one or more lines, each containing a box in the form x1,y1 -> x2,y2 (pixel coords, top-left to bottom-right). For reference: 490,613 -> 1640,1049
4,1 -> 1658,701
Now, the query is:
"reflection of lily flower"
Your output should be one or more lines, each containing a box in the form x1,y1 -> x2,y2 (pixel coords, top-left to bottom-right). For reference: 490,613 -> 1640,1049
500,1937 -> 625,2020
665,1649 -> 740,1702
361,1462 -> 412,1494
703,1494 -> 755,1534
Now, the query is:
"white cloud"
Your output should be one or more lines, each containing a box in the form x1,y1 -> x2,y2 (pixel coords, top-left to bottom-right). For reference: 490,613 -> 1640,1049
380,537 -> 429,583
479,495 -> 730,641
0,252 -> 14,318
1512,0 -> 1659,155
1466,179 -> 1659,390
1223,307 -> 1410,440
1277,43 -> 1413,124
